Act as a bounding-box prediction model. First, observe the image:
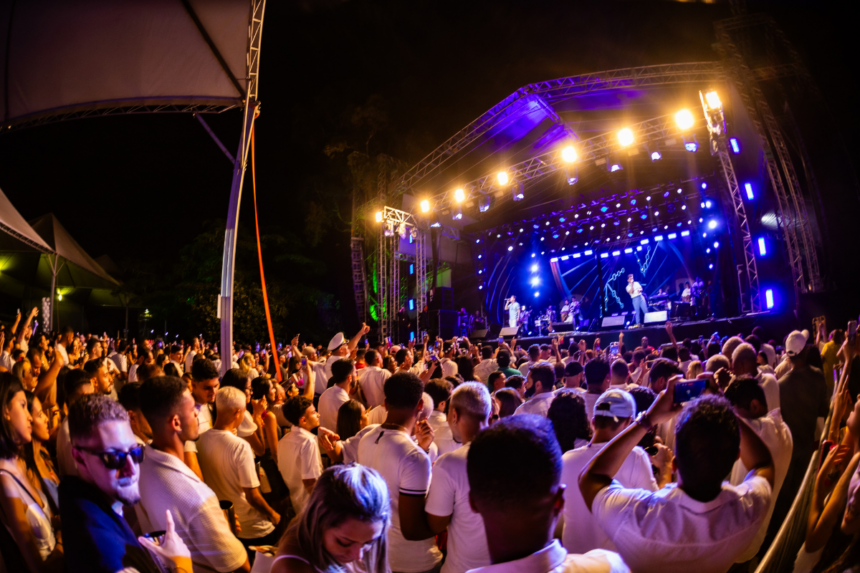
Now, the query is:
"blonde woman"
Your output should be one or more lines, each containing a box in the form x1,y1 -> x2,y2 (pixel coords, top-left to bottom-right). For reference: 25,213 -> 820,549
686,360 -> 703,379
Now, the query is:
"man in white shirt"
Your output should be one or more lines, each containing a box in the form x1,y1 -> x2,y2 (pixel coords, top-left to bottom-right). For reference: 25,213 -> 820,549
724,378 -> 793,565
580,378 -> 775,573
318,358 -> 355,432
357,349 -> 391,408
561,389 -> 660,554
108,340 -> 129,383
609,359 -> 635,391
320,324 -> 371,394
731,343 -> 780,411
55,326 -> 75,367
278,396 -> 324,516
439,342 -> 459,379
518,345 -> 541,378
399,382 -> 493,572
185,337 -> 200,373
425,379 -> 457,456
625,274 -> 647,327
136,376 -> 249,573
183,359 -> 220,481
466,415 -> 629,573
168,344 -> 185,376
197,387 -> 280,558
128,349 -> 153,383
581,358 -> 611,423
555,361 -> 585,395
358,371 -> 442,573
514,363 -> 556,417
473,346 -> 498,383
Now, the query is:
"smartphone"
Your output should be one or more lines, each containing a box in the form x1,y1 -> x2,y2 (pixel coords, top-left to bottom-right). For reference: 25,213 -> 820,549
301,356 -> 307,367
609,342 -> 619,357
498,337 -> 504,344
849,321 -> 857,345
674,379 -> 707,404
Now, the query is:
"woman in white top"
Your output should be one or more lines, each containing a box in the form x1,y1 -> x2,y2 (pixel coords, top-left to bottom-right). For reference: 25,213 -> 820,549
0,373 -> 63,572
273,463 -> 390,573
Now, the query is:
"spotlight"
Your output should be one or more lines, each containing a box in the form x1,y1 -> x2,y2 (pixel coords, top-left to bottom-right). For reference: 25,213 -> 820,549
683,134 -> 699,152
675,109 -> 695,130
478,285 -> 483,290
478,254 -> 482,259
601,223 -> 606,228
713,241 -> 720,248
453,206 -> 462,220
531,264 -> 538,272
765,289 -> 774,309
497,172 -> 509,185
618,128 -> 634,147
646,196 -> 651,201
454,188 -> 465,202
479,195 -> 491,212
565,167 -> 579,185
512,182 -> 524,202
610,164 -> 622,172
730,138 -> 741,154
706,248 -> 711,254
478,269 -> 483,274
420,200 -> 430,213
562,145 -> 578,162
701,182 -> 708,190
651,151 -> 662,161
705,200 -> 712,209
589,225 -> 594,230
630,199 -> 637,206
531,253 -> 536,258
708,220 -> 717,230
677,188 -> 683,194
682,205 -> 687,210
559,217 -> 566,222
375,211 -> 383,223
655,211 -> 660,216
531,278 -> 540,287
616,203 -> 621,208
745,183 -> 754,200
507,246 -> 513,251
627,217 -> 632,222
600,206 -> 608,213
709,264 -> 714,270
640,213 -> 647,220
545,221 -> 550,226
758,237 -> 767,255
704,91 -> 722,110
663,190 -> 670,198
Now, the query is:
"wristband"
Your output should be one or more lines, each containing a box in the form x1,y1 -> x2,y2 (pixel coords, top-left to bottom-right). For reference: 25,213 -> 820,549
635,412 -> 654,431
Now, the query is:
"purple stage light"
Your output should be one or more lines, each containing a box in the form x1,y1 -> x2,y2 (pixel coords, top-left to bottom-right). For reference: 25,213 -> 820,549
730,138 -> 741,154
651,151 -> 661,161
766,289 -> 774,309
610,164 -> 622,172
745,183 -> 754,200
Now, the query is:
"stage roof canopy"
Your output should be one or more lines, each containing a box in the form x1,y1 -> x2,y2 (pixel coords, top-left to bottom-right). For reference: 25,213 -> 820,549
0,0 -> 258,130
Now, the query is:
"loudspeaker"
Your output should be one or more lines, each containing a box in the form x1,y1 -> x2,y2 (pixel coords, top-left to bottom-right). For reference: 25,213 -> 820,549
601,316 -> 626,328
430,287 -> 454,311
437,310 -> 459,339
644,310 -> 668,324
499,326 -> 519,337
470,329 -> 489,340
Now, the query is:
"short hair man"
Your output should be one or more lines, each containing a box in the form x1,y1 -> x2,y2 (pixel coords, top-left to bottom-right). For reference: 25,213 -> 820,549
197,386 -> 281,558
59,394 -> 191,573
358,371 -> 442,573
560,390 -> 662,554
85,358 -> 115,398
168,344 -> 185,375
440,342 -> 459,378
400,383 -> 494,572
647,358 -> 684,449
136,377 -> 249,572
474,346 -> 498,383
514,363 -> 556,417
580,381 -> 775,572
609,359 -> 632,390
487,370 -> 507,393
556,361 -> 585,394
318,358 -> 355,431
425,378 -> 456,455
357,348 -> 391,408
467,415 -> 627,572
117,382 -> 153,446
277,396 -> 324,516
731,342 -> 780,412
56,369 -> 95,478
495,350 -> 521,379
183,358 -> 220,480
724,378 -> 793,565
128,349 -> 153,383
582,357 -> 611,424
518,344 -> 542,378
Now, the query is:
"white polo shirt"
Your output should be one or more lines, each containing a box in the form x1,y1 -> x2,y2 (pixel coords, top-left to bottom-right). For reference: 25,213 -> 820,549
465,539 -> 628,573
135,446 -> 247,573
473,359 -> 498,383
358,366 -> 391,408
196,428 -> 274,540
358,425 -> 442,573
425,443 -> 490,573
318,384 -> 350,432
185,350 -> 197,373
729,410 -> 793,563
592,476 -> 772,573
561,442 -> 657,554
277,427 -> 323,516
513,391 -> 556,418
340,424 -> 378,465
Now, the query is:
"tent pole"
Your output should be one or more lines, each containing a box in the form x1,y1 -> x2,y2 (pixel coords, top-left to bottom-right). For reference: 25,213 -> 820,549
219,99 -> 258,376
49,255 -> 57,331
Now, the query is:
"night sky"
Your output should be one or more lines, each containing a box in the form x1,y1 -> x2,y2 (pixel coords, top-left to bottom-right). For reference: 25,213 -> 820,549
0,0 -> 855,320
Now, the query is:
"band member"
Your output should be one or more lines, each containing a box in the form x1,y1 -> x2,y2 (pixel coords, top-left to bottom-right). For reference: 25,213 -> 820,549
681,281 -> 692,303
569,297 -> 581,326
504,296 -> 520,328
626,274 -> 647,326
560,299 -> 570,322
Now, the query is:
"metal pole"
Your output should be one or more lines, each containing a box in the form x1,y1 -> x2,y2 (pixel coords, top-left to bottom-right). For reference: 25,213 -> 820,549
219,100 -> 258,376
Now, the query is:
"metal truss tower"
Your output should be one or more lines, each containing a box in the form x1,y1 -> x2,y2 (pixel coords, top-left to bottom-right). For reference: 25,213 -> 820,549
350,237 -> 367,323
715,16 -> 823,301
376,207 -> 425,340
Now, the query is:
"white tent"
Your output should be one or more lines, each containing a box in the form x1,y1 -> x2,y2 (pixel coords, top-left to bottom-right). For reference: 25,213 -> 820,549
0,0 -> 266,369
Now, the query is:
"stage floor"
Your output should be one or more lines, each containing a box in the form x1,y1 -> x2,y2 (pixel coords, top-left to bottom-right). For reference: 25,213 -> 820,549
488,312 -> 798,350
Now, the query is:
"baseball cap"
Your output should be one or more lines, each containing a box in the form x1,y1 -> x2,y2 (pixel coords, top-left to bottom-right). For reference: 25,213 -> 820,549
785,330 -> 810,357
327,332 -> 346,351
564,361 -> 584,377
593,389 -> 636,421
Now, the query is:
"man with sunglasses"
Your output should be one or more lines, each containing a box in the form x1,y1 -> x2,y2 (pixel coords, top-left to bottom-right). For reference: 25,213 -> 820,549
59,394 -> 191,573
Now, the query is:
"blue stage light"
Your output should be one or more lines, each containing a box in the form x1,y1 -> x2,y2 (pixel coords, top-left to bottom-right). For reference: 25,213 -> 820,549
478,254 -> 482,259
409,264 -> 414,275
713,241 -> 719,249
600,253 -> 609,258
664,190 -> 670,198
655,211 -> 660,216
624,248 -> 633,253
681,230 -> 690,237
573,253 -> 581,258
636,246 -> 642,251
534,291 -> 540,297
745,183 -> 754,200
709,264 -> 714,269
552,233 -> 559,239
559,216 -> 566,222
531,264 -> 538,272
708,220 -> 717,230
478,269 -> 483,275
655,235 -> 663,241
685,142 -> 698,152
730,138 -> 741,154
641,239 -> 649,244
628,232 -> 634,237
640,213 -> 648,220
668,233 -> 677,239
531,278 -> 540,287
476,238 -> 481,243
584,250 -> 593,256
705,200 -> 712,208
630,199 -> 637,206
507,246 -> 513,251
409,299 -> 414,310
577,228 -> 584,233
550,257 -> 558,262
706,248 -> 711,254
560,255 -> 569,261
533,224 -> 539,229
758,237 -> 766,255
565,231 -> 570,236
682,205 -> 687,210
651,151 -> 662,161
610,164 -> 622,172
478,285 -> 483,290
600,206 -> 608,213
612,250 -> 621,256
531,253 -> 536,258
701,182 -> 708,190
766,289 -> 774,309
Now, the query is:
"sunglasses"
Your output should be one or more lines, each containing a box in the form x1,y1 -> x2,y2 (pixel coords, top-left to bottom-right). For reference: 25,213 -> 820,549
76,445 -> 145,470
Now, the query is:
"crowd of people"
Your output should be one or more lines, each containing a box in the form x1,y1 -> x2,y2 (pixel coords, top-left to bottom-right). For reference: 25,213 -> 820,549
0,307 -> 858,573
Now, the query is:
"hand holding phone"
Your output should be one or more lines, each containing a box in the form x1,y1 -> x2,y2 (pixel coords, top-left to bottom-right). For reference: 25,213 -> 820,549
673,379 -> 707,404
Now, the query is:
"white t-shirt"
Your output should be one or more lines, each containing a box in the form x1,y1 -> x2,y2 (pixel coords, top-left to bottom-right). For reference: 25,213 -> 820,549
592,476 -> 772,573
55,344 -> 69,367
561,442 -> 657,554
508,302 -> 521,323
474,359 -> 498,383
425,443 -> 490,573
340,424 -> 379,465
626,282 -> 643,299
277,427 -> 323,516
440,358 -> 459,378
135,446 -> 247,573
184,403 -> 213,454
367,404 -> 388,426
513,391 -> 556,418
196,428 -> 274,540
518,360 -> 538,378
358,366 -> 391,408
465,539 -> 628,573
318,384 -> 350,432
358,426 -> 442,573
728,410 -> 793,562
128,363 -> 140,383
109,352 -> 128,374
681,288 -> 691,299
429,410 -> 460,457
185,350 -> 197,373
169,359 -> 184,376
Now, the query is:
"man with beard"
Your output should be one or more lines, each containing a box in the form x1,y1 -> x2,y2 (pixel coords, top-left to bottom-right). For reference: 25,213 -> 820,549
59,394 -> 191,573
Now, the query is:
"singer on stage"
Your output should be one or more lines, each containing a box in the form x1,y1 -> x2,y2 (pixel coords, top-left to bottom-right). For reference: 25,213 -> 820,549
504,295 -> 521,328
626,274 -> 647,327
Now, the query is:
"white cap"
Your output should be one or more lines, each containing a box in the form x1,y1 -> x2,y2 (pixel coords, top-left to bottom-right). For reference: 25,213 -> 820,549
785,329 -> 810,357
594,389 -> 636,421
327,332 -> 346,351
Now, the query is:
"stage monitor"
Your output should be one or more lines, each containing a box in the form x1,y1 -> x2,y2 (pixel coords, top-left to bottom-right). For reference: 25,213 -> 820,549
601,316 -> 626,328
470,329 -> 489,340
499,326 -> 519,337
644,311 -> 668,324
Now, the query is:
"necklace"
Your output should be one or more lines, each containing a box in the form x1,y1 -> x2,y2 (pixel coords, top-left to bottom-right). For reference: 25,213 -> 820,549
381,423 -> 409,433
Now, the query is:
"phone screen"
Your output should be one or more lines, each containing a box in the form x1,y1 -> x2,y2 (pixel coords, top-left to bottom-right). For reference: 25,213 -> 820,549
498,337 -> 504,344
301,357 -> 307,367
609,344 -> 619,356
673,379 -> 707,404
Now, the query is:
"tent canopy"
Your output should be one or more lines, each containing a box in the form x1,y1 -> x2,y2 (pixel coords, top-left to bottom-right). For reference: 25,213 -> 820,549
28,214 -> 119,287
0,187 -> 52,252
0,0 -> 255,130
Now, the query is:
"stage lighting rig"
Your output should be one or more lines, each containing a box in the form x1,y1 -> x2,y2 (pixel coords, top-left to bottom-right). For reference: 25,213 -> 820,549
454,188 -> 465,202
618,128 -> 634,147
420,199 -> 431,213
564,167 -> 579,185
479,194 -> 491,212
513,181 -> 524,202
561,145 -> 578,162
675,109 -> 695,131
